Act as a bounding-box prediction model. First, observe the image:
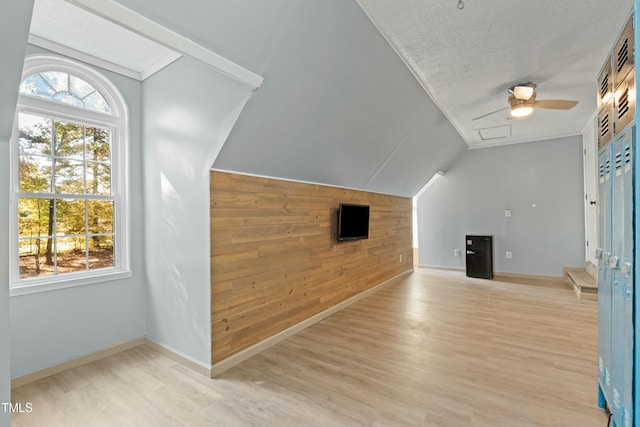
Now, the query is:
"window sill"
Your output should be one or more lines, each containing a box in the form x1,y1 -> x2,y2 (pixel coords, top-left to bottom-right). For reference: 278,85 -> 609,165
9,269 -> 133,297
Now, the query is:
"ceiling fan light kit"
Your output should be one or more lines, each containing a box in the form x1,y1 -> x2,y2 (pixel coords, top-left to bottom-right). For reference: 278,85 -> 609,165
473,82 -> 579,121
509,94 -> 535,117
511,83 -> 536,101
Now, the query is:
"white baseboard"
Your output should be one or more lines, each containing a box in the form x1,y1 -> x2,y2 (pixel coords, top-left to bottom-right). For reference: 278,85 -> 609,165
418,265 -> 565,285
10,270 -> 415,386
11,337 -> 145,388
143,337 -> 211,377
494,271 -> 566,285
417,265 -> 465,272
211,269 -> 413,377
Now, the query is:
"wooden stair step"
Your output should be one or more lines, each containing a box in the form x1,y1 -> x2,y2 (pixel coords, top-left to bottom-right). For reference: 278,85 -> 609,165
567,270 -> 598,300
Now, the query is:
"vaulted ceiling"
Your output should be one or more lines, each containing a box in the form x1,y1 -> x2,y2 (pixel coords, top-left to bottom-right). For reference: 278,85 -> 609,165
23,0 -> 635,196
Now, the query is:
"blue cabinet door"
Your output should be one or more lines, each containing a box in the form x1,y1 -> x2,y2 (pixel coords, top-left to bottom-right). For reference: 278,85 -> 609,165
598,144 -> 613,407
610,131 -> 634,427
621,134 -> 634,427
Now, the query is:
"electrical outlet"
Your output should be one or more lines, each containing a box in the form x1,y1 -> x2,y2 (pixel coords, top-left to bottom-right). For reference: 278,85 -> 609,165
506,251 -> 512,259
454,249 -> 460,257
399,254 -> 403,262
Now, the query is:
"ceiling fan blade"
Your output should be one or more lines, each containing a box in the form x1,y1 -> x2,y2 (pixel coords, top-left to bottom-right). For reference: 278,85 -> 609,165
472,106 -> 509,121
534,99 -> 578,110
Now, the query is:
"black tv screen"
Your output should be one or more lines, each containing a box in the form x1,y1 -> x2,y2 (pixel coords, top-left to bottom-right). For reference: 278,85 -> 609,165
337,203 -> 370,241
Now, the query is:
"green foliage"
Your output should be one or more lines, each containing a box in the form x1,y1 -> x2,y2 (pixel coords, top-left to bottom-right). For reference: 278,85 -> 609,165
17,113 -> 115,276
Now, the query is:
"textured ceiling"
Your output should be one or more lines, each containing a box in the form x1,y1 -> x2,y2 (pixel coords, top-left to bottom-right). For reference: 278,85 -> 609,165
356,0 -> 634,148
30,0 -> 179,80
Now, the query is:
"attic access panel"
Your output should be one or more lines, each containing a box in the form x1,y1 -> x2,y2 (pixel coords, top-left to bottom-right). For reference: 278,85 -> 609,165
474,125 -> 511,141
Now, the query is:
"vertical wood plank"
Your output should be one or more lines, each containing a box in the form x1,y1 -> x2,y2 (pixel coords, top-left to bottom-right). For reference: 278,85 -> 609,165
210,171 -> 413,364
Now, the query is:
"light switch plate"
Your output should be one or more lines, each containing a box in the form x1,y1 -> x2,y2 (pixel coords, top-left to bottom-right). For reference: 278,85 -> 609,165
505,209 -> 512,217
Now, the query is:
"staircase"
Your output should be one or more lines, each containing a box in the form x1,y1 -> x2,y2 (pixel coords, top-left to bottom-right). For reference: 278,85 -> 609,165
566,262 -> 598,300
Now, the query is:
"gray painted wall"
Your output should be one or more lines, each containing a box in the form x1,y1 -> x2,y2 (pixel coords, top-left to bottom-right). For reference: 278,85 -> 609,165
142,57 -> 253,366
10,45 -> 146,378
0,2 -> 34,425
416,136 -> 585,277
115,0 -> 468,197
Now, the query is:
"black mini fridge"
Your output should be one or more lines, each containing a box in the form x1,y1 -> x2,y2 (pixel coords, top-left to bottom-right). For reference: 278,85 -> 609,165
465,235 -> 493,279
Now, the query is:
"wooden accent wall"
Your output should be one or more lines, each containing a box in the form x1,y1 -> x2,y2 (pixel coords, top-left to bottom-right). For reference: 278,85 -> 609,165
210,171 -> 413,364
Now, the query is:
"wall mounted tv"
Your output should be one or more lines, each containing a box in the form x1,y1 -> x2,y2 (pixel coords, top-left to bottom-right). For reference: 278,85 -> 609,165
337,203 -> 370,242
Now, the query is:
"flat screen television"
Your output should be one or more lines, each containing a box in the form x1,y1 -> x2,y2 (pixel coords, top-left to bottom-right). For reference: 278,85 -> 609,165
337,203 -> 370,241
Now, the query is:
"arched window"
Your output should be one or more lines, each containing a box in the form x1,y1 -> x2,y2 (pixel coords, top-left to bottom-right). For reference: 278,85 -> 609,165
11,55 -> 130,292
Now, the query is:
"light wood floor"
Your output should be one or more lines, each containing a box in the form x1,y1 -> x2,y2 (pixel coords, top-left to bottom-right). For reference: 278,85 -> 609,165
12,269 -> 606,426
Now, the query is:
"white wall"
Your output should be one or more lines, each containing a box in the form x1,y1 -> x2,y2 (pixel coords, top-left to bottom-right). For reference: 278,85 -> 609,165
10,45 -> 146,378
0,145 -> 11,427
583,118 -> 598,266
115,0 -> 468,198
417,136 -> 585,277
142,57 -> 253,367
0,2 -> 34,425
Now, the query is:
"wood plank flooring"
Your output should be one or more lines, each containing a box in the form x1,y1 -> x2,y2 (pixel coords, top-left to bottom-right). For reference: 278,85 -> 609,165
11,269 -> 606,426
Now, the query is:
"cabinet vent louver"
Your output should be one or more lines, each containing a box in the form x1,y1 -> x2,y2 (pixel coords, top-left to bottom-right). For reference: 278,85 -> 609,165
600,74 -> 609,98
606,158 -> 611,176
600,163 -> 605,179
614,16 -> 635,89
617,39 -> 629,73
600,113 -> 610,137
598,57 -> 612,112
618,88 -> 630,119
625,144 -> 632,164
598,106 -> 613,149
615,151 -> 623,170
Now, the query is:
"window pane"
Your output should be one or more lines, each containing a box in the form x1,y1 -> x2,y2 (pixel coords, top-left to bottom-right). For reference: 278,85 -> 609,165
18,113 -> 52,157
85,127 -> 111,162
69,75 -> 95,99
83,91 -> 111,113
40,71 -> 68,93
19,238 -> 55,279
52,92 -> 84,108
54,121 -> 84,159
54,159 -> 84,194
19,74 -> 55,99
18,198 -> 52,238
88,200 -> 114,234
86,163 -> 111,195
56,236 -> 87,274
20,156 -> 52,193
56,199 -> 86,235
89,235 -> 114,270
19,72 -> 112,114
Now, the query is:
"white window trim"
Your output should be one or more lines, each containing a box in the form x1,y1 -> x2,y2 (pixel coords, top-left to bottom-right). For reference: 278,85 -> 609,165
10,54 -> 130,296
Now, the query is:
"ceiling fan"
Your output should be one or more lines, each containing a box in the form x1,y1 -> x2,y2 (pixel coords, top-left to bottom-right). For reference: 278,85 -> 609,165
473,83 -> 579,121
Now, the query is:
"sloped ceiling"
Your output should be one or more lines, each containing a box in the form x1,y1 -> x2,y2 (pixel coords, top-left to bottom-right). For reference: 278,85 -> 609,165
357,0 -> 634,148
112,0 -> 467,197
50,0 -> 632,196
0,1 -> 35,141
